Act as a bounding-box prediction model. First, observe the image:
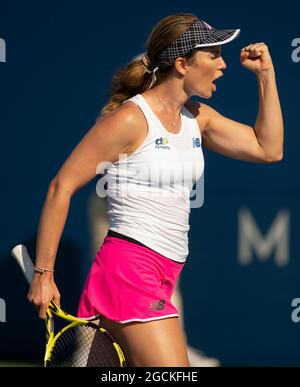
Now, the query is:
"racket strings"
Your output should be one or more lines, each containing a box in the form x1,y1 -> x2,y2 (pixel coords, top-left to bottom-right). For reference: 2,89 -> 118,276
48,325 -> 123,367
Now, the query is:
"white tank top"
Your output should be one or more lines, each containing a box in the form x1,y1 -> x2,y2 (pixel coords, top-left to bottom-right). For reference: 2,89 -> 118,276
105,94 -> 205,262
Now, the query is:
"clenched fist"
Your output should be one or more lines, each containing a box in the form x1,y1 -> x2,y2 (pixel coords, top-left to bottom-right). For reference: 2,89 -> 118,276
240,43 -> 274,73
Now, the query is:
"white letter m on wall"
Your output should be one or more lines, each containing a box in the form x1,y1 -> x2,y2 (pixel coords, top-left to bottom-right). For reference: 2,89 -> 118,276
238,208 -> 290,267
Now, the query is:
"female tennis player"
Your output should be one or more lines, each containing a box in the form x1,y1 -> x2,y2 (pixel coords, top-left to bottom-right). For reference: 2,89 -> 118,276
27,13 -> 284,366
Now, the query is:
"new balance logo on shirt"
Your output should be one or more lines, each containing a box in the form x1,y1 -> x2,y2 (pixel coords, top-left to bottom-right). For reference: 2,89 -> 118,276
192,138 -> 201,148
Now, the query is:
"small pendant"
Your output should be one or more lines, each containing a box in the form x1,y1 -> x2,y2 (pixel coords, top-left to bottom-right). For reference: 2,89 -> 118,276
172,122 -> 176,127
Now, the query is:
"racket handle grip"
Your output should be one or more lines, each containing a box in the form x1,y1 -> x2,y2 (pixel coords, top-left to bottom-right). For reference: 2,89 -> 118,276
11,244 -> 35,285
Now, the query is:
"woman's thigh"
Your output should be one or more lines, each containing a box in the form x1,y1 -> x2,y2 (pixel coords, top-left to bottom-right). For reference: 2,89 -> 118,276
99,316 -> 190,367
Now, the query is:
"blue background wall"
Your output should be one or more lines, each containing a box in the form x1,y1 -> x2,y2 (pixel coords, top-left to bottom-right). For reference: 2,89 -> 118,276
0,0 -> 299,366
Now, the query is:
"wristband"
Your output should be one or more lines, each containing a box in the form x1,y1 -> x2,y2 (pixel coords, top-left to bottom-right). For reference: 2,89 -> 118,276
34,266 -> 54,274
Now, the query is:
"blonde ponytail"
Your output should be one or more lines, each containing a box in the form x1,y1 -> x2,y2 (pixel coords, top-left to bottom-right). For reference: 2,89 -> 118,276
98,13 -> 198,119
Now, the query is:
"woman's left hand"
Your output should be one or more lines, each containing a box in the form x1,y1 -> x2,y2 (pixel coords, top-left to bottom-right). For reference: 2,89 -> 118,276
240,43 -> 274,73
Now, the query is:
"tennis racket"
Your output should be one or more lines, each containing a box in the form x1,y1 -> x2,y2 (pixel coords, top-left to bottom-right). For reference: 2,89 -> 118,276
11,244 -> 127,367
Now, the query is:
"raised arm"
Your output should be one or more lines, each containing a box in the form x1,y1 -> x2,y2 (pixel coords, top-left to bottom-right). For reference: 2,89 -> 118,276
28,104 -> 140,318
197,43 -> 284,163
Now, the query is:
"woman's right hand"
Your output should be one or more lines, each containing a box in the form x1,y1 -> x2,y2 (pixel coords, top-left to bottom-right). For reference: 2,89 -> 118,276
27,272 -> 61,319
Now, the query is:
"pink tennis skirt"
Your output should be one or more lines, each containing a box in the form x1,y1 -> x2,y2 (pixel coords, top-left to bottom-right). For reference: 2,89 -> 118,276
77,235 -> 185,324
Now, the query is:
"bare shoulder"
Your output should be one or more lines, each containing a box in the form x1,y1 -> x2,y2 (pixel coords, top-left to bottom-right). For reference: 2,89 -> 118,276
184,100 -> 219,135
97,101 -> 147,154
98,102 -> 145,137
117,101 -> 148,156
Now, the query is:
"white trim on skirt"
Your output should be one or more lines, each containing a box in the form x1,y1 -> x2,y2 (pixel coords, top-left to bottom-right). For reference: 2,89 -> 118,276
78,313 -> 179,324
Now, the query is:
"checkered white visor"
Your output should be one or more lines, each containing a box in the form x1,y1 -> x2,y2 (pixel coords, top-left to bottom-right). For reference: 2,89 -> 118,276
151,19 -> 240,71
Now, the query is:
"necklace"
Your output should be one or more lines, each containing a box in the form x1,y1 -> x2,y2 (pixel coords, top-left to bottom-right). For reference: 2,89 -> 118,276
157,96 -> 180,127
